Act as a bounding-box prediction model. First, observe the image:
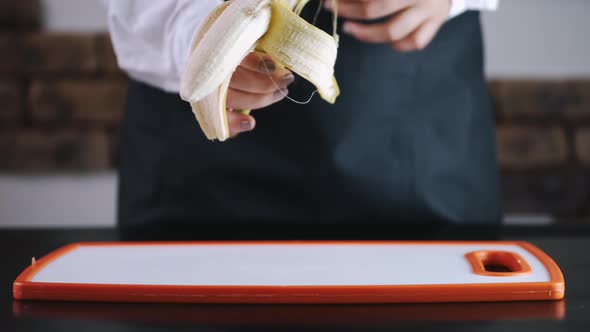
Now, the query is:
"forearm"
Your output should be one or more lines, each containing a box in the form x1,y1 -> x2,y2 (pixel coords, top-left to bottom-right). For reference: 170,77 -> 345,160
101,0 -> 222,93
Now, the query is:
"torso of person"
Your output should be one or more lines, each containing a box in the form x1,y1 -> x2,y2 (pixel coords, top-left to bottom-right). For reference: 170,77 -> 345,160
118,7 -> 502,227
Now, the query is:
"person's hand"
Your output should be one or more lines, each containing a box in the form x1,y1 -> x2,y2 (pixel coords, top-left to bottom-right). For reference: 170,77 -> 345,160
325,0 -> 451,52
226,51 -> 294,137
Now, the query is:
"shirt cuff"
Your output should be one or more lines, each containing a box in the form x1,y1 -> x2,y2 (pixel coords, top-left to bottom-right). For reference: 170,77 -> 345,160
449,0 -> 499,19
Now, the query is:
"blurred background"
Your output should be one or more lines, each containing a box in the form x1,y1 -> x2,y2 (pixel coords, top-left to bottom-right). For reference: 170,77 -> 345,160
0,0 -> 589,227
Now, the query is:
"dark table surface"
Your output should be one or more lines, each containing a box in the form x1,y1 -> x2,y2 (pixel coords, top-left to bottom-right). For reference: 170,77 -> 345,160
3,224 -> 590,331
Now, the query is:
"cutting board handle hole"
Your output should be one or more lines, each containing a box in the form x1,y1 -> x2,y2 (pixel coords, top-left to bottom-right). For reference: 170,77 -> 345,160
465,251 -> 533,276
484,263 -> 513,273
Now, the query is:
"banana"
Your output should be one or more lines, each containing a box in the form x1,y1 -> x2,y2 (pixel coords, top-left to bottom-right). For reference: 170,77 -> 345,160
257,0 -> 339,103
187,1 -> 233,140
180,0 -> 272,104
180,0 -> 340,141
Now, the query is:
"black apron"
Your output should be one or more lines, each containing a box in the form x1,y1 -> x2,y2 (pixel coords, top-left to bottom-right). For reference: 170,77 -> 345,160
118,8 -> 502,227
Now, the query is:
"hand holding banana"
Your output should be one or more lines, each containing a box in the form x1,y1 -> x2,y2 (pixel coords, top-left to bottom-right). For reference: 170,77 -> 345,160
226,52 -> 295,138
325,0 -> 451,52
180,0 -> 339,141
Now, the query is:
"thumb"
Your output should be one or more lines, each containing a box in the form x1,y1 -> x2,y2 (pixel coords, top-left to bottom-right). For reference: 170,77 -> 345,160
227,110 -> 256,138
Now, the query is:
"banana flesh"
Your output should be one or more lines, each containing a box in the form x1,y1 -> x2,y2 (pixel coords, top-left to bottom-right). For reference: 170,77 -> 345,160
187,1 -> 233,140
180,0 -> 340,141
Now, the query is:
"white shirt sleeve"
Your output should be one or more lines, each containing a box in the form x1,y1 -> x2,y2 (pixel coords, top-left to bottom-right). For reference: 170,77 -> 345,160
101,0 -> 222,93
449,0 -> 499,19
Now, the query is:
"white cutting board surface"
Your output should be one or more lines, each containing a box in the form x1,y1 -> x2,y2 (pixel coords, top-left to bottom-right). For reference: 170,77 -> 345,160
30,244 -> 550,286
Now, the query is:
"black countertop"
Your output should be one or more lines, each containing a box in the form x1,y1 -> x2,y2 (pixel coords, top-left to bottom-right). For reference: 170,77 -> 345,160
3,224 -> 590,331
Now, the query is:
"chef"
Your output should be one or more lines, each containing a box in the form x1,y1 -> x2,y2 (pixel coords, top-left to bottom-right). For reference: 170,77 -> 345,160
101,0 -> 501,226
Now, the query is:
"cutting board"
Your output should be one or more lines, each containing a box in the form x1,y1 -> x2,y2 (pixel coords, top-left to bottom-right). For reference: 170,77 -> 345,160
13,241 -> 565,303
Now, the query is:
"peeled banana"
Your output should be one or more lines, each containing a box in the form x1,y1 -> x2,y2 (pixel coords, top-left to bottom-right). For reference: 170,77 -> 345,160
180,0 -> 340,141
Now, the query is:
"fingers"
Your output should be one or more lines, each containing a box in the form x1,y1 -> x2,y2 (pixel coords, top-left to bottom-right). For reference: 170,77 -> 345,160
337,0 -> 451,52
342,6 -> 428,44
391,19 -> 442,52
226,50 -> 293,113
227,110 -> 256,138
226,87 -> 288,110
325,0 -> 414,20
239,51 -> 290,77
240,51 -> 276,72
230,66 -> 294,94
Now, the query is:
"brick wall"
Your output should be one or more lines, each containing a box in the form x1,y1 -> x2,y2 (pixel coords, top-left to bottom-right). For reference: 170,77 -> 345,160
490,82 -> 590,221
1,0 -> 589,222
0,0 -> 126,172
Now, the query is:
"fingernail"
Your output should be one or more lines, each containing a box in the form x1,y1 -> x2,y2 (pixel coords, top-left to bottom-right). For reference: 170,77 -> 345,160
343,22 -> 354,34
240,120 -> 253,130
257,59 -> 276,73
324,0 -> 332,9
275,88 -> 289,97
282,73 -> 295,85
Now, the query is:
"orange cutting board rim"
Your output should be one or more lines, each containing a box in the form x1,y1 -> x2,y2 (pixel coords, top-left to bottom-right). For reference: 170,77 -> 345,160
13,240 -> 565,304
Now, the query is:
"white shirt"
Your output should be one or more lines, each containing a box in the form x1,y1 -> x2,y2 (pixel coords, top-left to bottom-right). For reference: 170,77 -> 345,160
450,0 -> 499,17
102,0 -> 499,94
